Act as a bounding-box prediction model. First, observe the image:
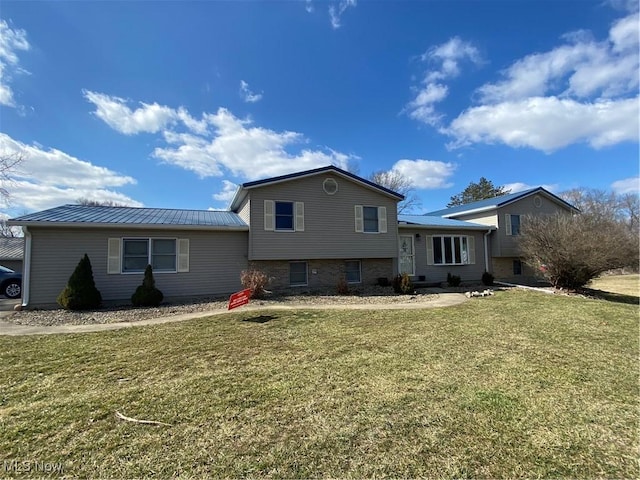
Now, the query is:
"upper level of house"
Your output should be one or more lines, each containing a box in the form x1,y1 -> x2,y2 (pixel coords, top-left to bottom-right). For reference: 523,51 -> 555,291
229,166 -> 403,261
426,187 -> 579,257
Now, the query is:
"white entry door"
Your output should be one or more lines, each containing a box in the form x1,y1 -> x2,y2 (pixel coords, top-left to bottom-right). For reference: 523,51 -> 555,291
399,235 -> 415,276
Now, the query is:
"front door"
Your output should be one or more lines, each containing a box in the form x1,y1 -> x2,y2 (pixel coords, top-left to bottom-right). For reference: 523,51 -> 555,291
399,235 -> 415,276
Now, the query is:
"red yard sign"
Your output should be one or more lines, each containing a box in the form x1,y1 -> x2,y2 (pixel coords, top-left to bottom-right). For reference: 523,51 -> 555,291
228,288 -> 251,310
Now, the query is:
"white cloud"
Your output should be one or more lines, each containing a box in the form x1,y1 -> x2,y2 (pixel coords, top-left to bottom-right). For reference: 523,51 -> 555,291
477,13 -> 639,103
83,90 -> 208,135
445,96 -> 639,152
406,37 -> 483,126
155,107 -> 354,180
239,80 -> 263,103
0,133 -> 141,211
502,182 -> 559,193
442,12 -> 639,152
0,19 -> 30,107
390,159 -> 456,189
329,0 -> 356,29
212,180 -> 238,203
611,176 -> 640,194
86,92 -> 357,182
305,0 -> 314,13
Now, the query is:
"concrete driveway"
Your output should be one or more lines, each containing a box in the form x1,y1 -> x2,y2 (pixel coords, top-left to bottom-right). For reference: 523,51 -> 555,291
0,296 -> 20,317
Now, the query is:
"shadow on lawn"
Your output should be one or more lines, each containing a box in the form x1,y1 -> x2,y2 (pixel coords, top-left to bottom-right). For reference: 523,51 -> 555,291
583,288 -> 640,305
242,315 -> 278,324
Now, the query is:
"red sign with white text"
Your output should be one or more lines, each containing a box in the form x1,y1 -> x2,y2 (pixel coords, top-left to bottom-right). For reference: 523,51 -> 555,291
228,288 -> 251,310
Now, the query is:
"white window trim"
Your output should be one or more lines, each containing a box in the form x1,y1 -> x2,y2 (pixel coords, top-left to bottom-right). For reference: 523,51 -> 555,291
113,237 -> 185,274
426,235 -> 476,266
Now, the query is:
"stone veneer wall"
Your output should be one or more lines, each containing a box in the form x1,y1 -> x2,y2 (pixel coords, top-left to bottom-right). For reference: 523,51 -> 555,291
249,258 -> 394,291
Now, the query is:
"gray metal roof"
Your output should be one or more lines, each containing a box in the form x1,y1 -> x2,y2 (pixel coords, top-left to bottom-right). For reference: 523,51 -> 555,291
398,215 -> 493,230
9,205 -> 248,230
0,237 -> 24,260
426,187 -> 578,217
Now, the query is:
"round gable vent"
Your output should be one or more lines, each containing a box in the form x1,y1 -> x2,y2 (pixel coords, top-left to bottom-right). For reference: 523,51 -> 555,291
323,178 -> 338,195
533,195 -> 542,208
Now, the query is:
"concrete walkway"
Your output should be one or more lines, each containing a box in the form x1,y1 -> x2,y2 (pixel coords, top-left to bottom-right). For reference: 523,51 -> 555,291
0,292 -> 468,336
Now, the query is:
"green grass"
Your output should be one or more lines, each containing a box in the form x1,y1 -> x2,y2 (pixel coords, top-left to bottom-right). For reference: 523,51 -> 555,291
1,290 -> 638,478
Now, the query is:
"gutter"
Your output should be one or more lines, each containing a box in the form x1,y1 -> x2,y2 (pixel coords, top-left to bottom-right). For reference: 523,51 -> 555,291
21,226 -> 31,308
484,228 -> 492,273
6,221 -> 249,232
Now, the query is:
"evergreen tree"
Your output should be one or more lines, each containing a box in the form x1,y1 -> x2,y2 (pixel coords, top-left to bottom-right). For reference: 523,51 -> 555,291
131,265 -> 164,307
57,254 -> 102,310
447,177 -> 510,207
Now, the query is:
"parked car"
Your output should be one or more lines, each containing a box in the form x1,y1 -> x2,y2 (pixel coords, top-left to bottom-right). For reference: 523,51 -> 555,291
0,265 -> 21,299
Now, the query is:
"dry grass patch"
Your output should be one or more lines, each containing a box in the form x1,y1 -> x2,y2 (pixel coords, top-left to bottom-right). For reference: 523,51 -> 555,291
1,289 -> 638,478
588,273 -> 639,298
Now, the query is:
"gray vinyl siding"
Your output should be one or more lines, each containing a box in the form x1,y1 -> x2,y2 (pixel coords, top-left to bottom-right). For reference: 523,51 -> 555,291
247,172 -> 399,260
400,228 -> 487,283
452,194 -> 573,258
26,227 -> 248,307
496,194 -> 573,257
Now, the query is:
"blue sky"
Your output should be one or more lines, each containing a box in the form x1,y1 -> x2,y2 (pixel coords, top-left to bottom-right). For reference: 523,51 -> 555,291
0,0 -> 638,217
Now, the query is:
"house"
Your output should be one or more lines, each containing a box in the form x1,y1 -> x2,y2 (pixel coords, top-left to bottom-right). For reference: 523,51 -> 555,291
426,188 -> 579,282
7,166 -> 573,308
0,237 -> 24,272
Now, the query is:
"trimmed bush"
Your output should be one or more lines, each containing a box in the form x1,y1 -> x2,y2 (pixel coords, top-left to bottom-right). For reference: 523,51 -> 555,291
393,273 -> 414,294
241,269 -> 270,299
57,254 -> 102,310
447,273 -> 461,287
131,265 -> 164,307
482,271 -> 494,286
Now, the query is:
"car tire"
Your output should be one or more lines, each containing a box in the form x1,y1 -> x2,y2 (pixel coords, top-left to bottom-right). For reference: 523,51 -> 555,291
4,281 -> 21,299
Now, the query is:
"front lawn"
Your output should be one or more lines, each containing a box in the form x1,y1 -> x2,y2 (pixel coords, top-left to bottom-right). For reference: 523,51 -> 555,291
1,290 -> 637,478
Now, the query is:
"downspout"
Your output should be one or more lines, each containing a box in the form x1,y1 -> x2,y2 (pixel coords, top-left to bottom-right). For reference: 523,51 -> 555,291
483,228 -> 492,273
21,226 -> 31,308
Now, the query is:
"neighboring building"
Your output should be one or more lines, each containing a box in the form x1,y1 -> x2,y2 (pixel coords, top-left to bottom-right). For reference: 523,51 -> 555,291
0,237 -> 24,272
8,166 -> 574,308
426,188 -> 579,282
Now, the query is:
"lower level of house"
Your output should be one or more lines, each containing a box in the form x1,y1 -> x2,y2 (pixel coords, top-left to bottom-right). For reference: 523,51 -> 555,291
18,224 -> 539,308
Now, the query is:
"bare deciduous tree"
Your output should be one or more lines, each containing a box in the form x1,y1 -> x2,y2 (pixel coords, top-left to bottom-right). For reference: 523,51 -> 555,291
519,212 -> 638,289
560,187 -> 640,234
76,198 -> 128,207
0,219 -> 22,237
369,170 -> 421,213
0,152 -> 24,206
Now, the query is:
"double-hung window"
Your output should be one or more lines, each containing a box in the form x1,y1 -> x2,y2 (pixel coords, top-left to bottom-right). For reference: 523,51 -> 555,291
122,239 -> 176,273
363,207 -> 379,233
264,200 -> 304,231
108,238 -> 189,274
355,206 -> 387,233
289,262 -> 308,286
275,201 -> 294,231
505,214 -> 521,236
345,260 -> 361,284
427,235 -> 475,266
